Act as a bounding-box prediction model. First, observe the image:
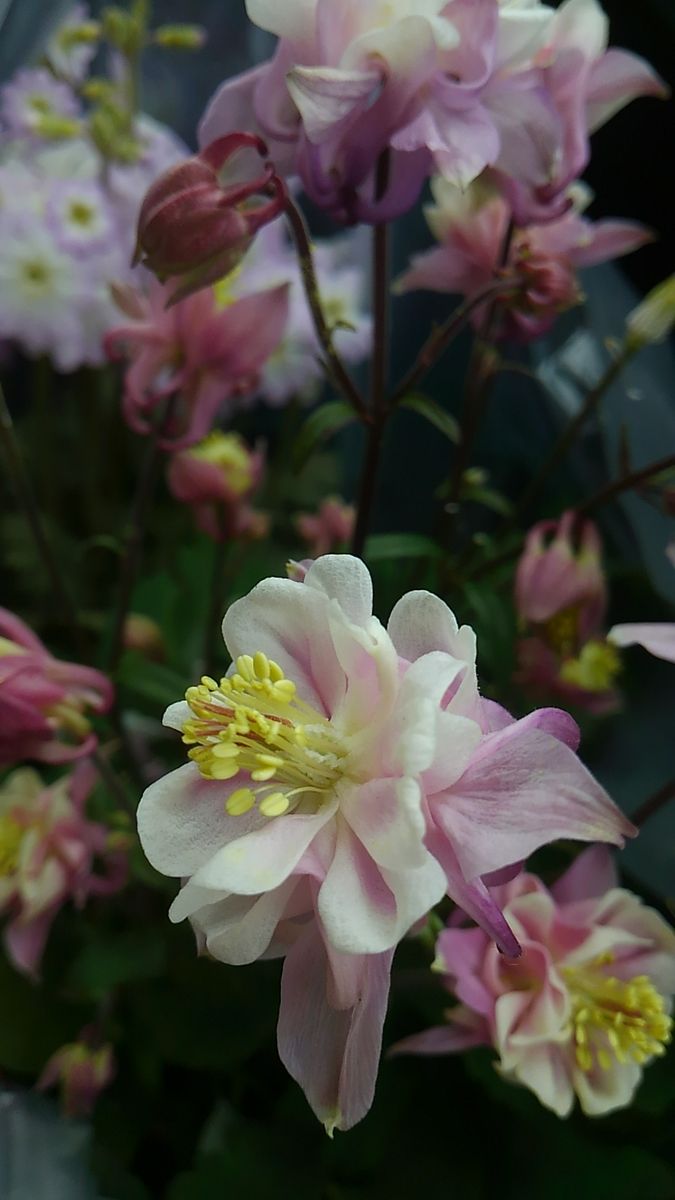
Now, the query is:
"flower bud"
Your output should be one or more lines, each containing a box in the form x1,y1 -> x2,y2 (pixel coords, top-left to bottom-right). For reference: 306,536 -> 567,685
296,498 -> 356,558
134,133 -> 287,305
154,24 -> 207,50
122,614 -> 165,661
167,432 -> 266,541
515,512 -> 606,643
626,275 -> 675,350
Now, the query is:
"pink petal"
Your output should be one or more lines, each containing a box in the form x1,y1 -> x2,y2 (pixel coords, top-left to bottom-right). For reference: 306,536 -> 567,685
278,919 -> 393,1132
389,1018 -> 488,1057
551,844 -> 618,904
570,219 -> 653,267
4,906 -> 59,978
608,622 -> 675,663
435,725 -> 634,881
287,65 -> 381,143
426,824 -> 522,958
340,778 -> 429,872
586,47 -> 667,134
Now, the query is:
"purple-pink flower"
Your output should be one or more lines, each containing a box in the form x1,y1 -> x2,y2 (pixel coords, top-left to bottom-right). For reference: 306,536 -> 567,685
0,763 -> 128,977
105,278 -> 289,449
0,608 -> 113,767
137,556 -> 632,1127
38,1033 -> 115,1118
167,431 -> 268,542
397,177 -> 651,341
514,513 -> 621,713
393,847 -> 675,1116
296,497 -> 356,557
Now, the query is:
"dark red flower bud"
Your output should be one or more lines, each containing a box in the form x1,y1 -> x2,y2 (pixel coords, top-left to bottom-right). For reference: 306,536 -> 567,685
134,132 -> 287,305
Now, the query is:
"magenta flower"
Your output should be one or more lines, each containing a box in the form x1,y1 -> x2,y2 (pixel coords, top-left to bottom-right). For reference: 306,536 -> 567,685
134,133 -> 286,304
167,431 -> 268,541
514,513 -> 621,713
137,557 -> 632,1124
393,847 -> 675,1117
397,177 -> 651,341
0,608 -> 113,767
0,764 -> 128,977
105,278 -> 289,449
296,497 -> 356,557
38,1033 -> 115,1118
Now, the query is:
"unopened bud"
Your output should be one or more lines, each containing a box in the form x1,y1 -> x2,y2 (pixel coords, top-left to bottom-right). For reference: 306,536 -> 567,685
134,133 -> 287,305
626,275 -> 675,350
122,614 -> 165,661
154,24 -> 207,50
34,113 -> 81,140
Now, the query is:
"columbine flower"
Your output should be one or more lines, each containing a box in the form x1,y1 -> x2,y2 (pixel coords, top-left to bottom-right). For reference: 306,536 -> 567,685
0,67 -> 81,140
138,556 -> 632,967
297,497 -> 356,557
167,431 -> 267,541
46,179 -> 116,258
0,764 -> 127,976
0,609 -> 113,767
38,1034 -> 115,1118
514,513 -> 621,713
105,277 -> 289,448
396,177 -> 651,341
393,847 -> 675,1117
134,133 -> 287,304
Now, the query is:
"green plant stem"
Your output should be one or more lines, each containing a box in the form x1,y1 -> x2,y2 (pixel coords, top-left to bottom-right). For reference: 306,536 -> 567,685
390,279 -> 518,407
351,218 -> 390,557
283,195 -> 368,420
201,532 -> 230,678
631,779 -> 675,829
509,345 -> 634,525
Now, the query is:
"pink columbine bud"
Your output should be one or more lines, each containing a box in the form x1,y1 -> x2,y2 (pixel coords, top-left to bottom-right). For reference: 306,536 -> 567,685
296,497 -> 356,558
0,608 -> 113,767
286,558 -> 314,583
515,512 -> 607,644
134,132 -> 287,304
167,431 -> 266,542
38,1033 -> 115,1118
503,248 -> 581,341
122,614 -> 165,662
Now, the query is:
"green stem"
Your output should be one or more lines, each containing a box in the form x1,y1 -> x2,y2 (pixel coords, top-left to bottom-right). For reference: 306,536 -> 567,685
351,218 -> 390,556
201,532 -> 230,678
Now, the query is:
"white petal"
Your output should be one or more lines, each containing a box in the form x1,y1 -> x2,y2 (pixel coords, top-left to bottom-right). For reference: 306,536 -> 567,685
305,555 -> 373,626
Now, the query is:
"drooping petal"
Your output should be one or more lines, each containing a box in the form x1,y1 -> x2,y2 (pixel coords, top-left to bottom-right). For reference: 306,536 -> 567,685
586,47 -> 667,134
195,880 -> 300,965
4,907 -> 59,978
608,622 -> 675,663
426,823 -> 521,958
551,844 -> 618,904
390,1016 -> 488,1057
278,919 -> 393,1132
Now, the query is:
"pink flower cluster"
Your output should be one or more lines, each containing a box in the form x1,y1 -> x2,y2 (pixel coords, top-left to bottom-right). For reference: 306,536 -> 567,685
200,0 -> 663,225
394,847 -> 675,1117
0,763 -> 127,977
138,556 -> 634,1130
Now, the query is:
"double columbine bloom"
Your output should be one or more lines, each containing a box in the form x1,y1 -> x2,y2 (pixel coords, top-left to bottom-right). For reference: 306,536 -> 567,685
394,847 -> 675,1117
167,431 -> 268,542
138,556 -> 633,1129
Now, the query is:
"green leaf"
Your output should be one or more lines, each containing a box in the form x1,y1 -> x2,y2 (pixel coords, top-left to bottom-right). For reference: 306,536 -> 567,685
66,928 -> 168,998
461,484 -> 513,516
399,393 -> 460,443
115,652 -> 187,709
364,533 -> 441,562
0,953 -> 88,1073
291,399 -> 357,470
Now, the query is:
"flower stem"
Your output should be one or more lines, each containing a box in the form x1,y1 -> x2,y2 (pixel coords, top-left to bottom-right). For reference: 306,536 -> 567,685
351,216 -> 390,556
201,530 -> 230,677
510,345 -> 634,524
631,778 -> 675,829
283,195 -> 368,420
576,451 -> 675,518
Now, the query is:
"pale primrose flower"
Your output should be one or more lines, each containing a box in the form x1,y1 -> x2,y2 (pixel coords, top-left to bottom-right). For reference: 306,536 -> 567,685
46,179 -> 116,258
393,846 -> 675,1117
0,608 -> 113,767
514,513 -> 621,714
38,1035 -> 115,1119
397,176 -> 651,342
0,68 -> 81,140
105,278 -> 290,448
0,764 -> 128,977
167,431 -> 268,542
137,555 -> 632,971
296,497 -> 356,557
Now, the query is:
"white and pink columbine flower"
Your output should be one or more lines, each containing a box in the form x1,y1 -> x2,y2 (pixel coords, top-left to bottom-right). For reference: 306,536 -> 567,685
137,556 -> 633,1127
0,764 -> 128,977
393,847 -> 675,1117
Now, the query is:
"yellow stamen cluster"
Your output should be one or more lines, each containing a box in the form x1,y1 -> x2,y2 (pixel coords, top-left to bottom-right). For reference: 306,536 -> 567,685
544,606 -> 579,658
558,639 -> 621,694
0,814 -> 23,877
188,432 -> 254,496
564,956 -> 672,1073
182,652 -> 345,819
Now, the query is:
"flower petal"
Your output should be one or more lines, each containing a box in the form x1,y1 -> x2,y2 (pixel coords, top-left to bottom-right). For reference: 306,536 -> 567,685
608,622 -> 675,663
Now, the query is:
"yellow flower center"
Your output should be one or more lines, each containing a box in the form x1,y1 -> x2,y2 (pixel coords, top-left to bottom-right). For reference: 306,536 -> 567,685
21,258 -> 52,288
68,200 -> 95,227
189,432 -> 254,496
0,814 -> 23,877
563,956 -> 672,1072
543,606 -> 579,658
182,653 -> 347,818
558,639 -> 621,694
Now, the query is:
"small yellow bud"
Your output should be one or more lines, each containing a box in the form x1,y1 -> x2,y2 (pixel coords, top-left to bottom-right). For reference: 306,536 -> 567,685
154,24 -> 207,50
626,275 -> 675,350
